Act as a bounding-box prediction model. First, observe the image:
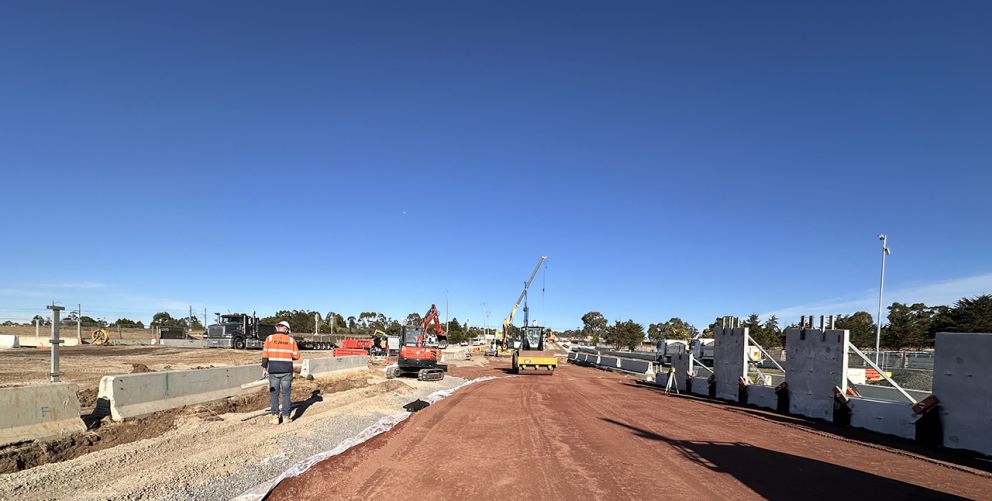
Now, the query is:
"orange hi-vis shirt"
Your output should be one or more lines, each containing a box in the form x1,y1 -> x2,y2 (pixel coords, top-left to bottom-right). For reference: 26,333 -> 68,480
262,333 -> 301,374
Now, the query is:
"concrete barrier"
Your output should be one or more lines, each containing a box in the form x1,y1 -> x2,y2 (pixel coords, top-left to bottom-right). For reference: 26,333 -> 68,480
747,384 -> 778,411
932,332 -> 992,456
300,355 -> 369,378
598,356 -> 619,368
157,338 -> 205,348
847,398 -> 917,440
567,352 -> 578,362
98,365 -> 264,421
0,383 -> 86,446
618,359 -> 652,374
0,334 -> 20,349
16,336 -> 80,347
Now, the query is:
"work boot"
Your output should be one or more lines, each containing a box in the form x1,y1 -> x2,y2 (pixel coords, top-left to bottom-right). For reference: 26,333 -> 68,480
285,414 -> 294,423
270,414 -> 281,425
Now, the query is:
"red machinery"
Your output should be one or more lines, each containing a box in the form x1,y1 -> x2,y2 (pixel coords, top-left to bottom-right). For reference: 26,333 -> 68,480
422,303 -> 448,349
387,304 -> 448,381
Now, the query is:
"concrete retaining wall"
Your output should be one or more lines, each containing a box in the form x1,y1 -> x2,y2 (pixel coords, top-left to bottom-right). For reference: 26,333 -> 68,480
0,334 -> 20,349
785,328 -> 849,421
713,327 -> 747,402
0,383 -> 86,446
300,355 -> 368,378
932,332 -> 992,456
16,336 -> 80,347
747,385 -> 777,411
847,397 -> 916,440
690,376 -> 710,397
98,365 -> 264,421
672,344 -> 693,392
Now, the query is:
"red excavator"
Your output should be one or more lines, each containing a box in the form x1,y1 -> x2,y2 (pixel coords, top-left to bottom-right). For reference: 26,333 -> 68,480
386,304 -> 448,381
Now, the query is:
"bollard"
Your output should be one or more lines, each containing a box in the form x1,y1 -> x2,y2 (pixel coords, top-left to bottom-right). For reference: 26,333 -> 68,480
47,304 -> 65,383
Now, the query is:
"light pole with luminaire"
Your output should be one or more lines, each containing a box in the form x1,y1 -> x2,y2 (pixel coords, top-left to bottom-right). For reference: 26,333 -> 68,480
875,234 -> 891,365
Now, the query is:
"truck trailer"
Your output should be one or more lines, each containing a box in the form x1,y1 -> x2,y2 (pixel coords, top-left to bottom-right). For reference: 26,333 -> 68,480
204,313 -> 336,350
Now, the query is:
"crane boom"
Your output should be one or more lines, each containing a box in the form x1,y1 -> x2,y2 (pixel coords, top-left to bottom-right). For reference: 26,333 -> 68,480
502,256 -> 547,334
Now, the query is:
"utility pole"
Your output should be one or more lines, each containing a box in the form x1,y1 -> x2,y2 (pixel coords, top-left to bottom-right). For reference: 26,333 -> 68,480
76,304 -> 82,345
203,308 -> 207,331
188,305 -> 193,339
330,313 -> 336,334
875,234 -> 890,366
314,312 -> 320,335
47,304 -> 65,383
445,289 -> 449,337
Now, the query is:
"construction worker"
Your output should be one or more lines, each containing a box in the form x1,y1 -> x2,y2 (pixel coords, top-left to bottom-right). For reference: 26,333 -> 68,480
262,320 -> 301,424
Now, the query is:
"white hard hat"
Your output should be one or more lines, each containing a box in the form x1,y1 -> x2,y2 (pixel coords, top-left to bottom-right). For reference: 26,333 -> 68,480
277,321 -> 291,331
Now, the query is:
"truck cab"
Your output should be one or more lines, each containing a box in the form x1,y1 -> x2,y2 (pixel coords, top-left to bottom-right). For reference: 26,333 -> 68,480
204,313 -> 275,349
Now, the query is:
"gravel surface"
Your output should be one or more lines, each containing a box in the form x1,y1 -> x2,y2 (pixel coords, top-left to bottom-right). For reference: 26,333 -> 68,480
0,371 -> 469,501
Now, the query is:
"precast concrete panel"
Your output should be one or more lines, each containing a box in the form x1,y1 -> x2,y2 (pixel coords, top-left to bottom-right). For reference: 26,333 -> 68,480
847,398 -> 916,440
713,327 -> 748,402
747,385 -> 777,411
933,332 -> 992,456
690,376 -> 710,397
598,356 -> 618,368
620,359 -> 651,374
672,343 -> 693,392
785,328 -> 849,421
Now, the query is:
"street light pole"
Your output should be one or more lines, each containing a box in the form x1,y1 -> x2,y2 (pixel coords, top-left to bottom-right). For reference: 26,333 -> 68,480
875,234 -> 890,366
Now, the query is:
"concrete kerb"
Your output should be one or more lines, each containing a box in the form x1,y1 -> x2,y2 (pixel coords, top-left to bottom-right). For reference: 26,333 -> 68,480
0,383 -> 86,446
301,355 -> 369,379
98,365 -> 265,421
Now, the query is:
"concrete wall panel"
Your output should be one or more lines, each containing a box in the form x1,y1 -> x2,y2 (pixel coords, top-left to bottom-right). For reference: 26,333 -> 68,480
0,334 -> 20,349
598,356 -> 619,368
98,365 -> 264,421
851,384 -> 930,402
301,355 -> 368,378
747,385 -> 777,411
690,376 -> 710,397
672,344 -> 693,392
0,383 -> 86,446
847,398 -> 916,440
932,332 -> 992,456
785,328 -> 849,421
713,327 -> 748,402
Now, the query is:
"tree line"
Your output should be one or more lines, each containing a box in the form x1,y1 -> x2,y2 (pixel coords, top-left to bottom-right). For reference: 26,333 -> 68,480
565,294 -> 992,351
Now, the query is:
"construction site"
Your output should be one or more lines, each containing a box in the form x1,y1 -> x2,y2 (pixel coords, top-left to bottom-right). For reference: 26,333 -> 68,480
4,2 -> 992,500
2,255 -> 992,500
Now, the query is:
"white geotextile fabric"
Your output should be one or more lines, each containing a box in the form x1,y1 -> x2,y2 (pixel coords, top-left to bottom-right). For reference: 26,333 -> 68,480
233,376 -> 496,501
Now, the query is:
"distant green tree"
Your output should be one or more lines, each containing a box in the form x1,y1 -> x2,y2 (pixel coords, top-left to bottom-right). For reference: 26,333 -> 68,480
606,320 -> 644,350
647,322 -> 665,342
661,317 -> 697,341
884,303 -> 934,349
930,295 -> 992,335
151,312 -> 184,328
581,311 -> 608,344
761,315 -> 783,348
405,312 -> 423,326
835,311 -> 876,349
112,318 -> 145,328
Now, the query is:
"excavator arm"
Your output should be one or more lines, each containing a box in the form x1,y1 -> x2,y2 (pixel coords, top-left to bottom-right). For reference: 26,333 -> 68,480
422,304 -> 448,348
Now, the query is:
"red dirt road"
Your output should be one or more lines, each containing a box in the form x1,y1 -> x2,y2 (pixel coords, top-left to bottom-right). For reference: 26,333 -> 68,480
269,363 -> 992,500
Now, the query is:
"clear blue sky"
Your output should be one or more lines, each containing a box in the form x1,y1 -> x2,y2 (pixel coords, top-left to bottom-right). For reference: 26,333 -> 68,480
1,2 -> 990,330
